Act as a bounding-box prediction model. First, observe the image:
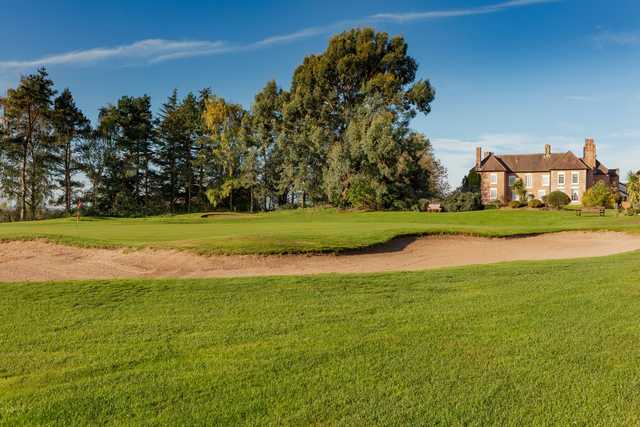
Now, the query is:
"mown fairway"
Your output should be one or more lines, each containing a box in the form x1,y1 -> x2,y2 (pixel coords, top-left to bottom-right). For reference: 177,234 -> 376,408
2,252 -> 640,425
1,208 -> 639,254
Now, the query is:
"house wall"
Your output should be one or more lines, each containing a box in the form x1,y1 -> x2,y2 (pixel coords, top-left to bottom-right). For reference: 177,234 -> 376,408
480,170 -> 588,204
506,172 -> 554,202
550,170 -> 587,203
480,171 -> 507,203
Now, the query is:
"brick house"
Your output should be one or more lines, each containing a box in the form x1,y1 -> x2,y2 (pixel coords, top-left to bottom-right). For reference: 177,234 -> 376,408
473,138 -> 619,204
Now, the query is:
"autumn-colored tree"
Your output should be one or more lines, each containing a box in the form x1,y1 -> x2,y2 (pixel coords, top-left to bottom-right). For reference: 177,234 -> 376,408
626,172 -> 640,209
202,97 -> 250,210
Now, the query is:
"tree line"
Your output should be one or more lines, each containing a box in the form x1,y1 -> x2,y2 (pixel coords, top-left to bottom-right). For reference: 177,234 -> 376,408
0,28 -> 447,220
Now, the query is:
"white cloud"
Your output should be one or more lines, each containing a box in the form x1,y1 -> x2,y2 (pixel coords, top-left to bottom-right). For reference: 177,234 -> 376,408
593,30 -> 640,47
432,133 -> 589,187
0,39 -> 228,69
369,0 -> 558,23
564,95 -> 595,102
0,0 -> 560,70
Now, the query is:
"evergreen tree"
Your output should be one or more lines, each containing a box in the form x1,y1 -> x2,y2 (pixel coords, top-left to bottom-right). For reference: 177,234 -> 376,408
156,90 -> 182,213
250,81 -> 286,210
0,68 -> 56,220
51,88 -> 90,215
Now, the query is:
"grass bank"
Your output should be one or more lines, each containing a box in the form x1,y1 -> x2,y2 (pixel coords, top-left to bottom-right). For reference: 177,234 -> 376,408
2,252 -> 640,424
1,208 -> 639,254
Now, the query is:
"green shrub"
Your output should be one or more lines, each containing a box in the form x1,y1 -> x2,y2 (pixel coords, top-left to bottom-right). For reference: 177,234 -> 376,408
417,199 -> 430,212
582,181 -> 616,208
346,176 -> 379,210
509,200 -> 524,209
546,191 -> 571,209
528,199 -> 544,208
443,192 -> 483,212
483,200 -> 502,209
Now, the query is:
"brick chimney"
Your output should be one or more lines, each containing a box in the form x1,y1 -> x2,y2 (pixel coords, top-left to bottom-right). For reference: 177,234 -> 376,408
544,144 -> 551,158
476,147 -> 482,169
583,138 -> 596,168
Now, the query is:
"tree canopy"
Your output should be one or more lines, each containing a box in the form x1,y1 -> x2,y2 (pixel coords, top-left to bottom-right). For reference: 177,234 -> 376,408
0,28 -> 446,220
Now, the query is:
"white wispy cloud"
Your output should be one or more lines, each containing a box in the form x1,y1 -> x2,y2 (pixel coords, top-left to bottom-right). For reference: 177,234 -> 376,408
0,39 -> 228,69
0,0 -> 559,70
369,0 -> 558,23
564,95 -> 595,102
432,133 -> 586,186
593,29 -> 640,47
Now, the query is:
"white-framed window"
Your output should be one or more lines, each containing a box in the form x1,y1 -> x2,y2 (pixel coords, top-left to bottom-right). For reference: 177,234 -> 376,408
509,175 -> 516,186
558,172 -> 565,186
490,173 -> 498,185
525,174 -> 533,188
512,192 -> 519,201
490,188 -> 498,200
571,189 -> 580,202
538,190 -> 546,199
542,174 -> 550,186
572,172 -> 579,185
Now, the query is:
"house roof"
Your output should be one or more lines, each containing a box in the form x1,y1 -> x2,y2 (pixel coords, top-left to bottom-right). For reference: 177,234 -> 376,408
477,151 -> 594,173
593,160 -> 619,177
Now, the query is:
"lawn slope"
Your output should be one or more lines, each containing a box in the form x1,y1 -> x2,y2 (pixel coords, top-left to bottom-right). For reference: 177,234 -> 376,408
1,208 -> 639,254
3,252 -> 640,425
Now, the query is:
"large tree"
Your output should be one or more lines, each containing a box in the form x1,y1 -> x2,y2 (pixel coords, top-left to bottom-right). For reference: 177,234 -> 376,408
202,97 -> 251,211
95,96 -> 155,215
250,80 -> 287,209
156,90 -> 182,213
0,68 -> 56,220
51,88 -> 90,214
281,28 -> 439,207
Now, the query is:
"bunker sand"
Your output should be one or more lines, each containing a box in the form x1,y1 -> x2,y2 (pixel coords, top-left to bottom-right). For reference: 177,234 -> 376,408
1,231 -> 639,282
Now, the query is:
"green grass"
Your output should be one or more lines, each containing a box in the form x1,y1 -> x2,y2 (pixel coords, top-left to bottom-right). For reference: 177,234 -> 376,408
1,208 -> 639,254
3,253 -> 640,425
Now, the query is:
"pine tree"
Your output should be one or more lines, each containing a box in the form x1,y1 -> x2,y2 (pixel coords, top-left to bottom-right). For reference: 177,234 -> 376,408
51,88 -> 90,215
0,68 -> 56,220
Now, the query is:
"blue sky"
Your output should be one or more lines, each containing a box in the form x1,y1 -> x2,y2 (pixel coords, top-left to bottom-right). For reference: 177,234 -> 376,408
1,0 -> 639,185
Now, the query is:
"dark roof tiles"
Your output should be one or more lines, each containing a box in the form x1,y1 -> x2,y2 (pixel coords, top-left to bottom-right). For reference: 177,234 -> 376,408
478,151 -> 596,173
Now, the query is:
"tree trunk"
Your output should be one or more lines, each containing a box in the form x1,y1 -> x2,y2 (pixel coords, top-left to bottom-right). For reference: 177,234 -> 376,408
64,141 -> 72,215
187,174 -> 192,213
20,143 -> 27,221
250,188 -> 254,213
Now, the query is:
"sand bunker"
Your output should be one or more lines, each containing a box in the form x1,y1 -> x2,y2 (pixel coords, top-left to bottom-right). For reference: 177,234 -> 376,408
1,231 -> 639,282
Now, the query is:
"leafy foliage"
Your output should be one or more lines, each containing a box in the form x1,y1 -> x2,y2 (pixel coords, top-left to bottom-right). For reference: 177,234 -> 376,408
443,192 -> 483,212
528,199 -> 544,208
546,191 -> 571,209
460,170 -> 481,193
582,181 -> 616,208
627,172 -> 640,210
511,178 -> 527,202
0,28 -> 448,219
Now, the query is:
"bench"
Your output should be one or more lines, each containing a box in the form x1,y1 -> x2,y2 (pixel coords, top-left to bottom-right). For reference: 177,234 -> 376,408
427,203 -> 442,213
576,207 -> 605,216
